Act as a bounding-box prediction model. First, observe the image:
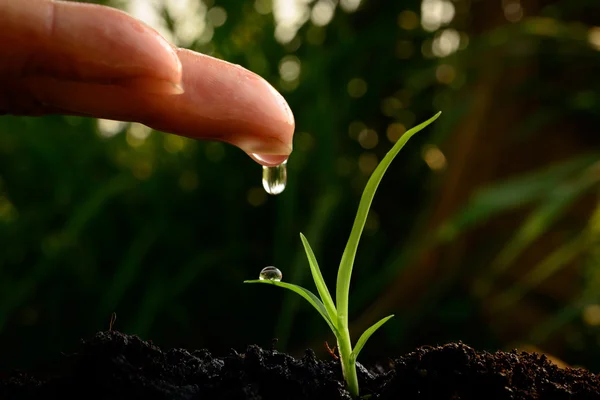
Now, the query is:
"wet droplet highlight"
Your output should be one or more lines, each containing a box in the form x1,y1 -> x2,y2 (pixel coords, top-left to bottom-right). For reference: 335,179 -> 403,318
259,266 -> 282,281
262,160 -> 287,195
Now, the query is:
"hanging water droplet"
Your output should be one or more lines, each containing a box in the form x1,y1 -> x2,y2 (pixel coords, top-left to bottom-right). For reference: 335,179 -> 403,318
259,266 -> 282,281
262,160 -> 287,195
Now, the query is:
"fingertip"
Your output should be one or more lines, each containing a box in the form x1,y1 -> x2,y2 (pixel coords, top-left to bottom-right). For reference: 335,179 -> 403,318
152,50 -> 296,159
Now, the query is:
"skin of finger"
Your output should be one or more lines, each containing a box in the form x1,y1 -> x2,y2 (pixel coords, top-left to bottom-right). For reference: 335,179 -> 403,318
0,0 -> 181,84
23,49 -> 295,159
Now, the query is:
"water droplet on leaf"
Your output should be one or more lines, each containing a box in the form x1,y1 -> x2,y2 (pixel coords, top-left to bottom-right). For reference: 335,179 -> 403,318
262,161 -> 287,195
259,266 -> 282,281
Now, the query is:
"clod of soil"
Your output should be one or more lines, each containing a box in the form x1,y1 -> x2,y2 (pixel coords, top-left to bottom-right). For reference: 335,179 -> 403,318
2,331 -> 600,399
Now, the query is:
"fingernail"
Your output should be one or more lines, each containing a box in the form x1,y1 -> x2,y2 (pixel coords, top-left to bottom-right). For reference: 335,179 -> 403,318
117,77 -> 185,95
250,153 -> 289,166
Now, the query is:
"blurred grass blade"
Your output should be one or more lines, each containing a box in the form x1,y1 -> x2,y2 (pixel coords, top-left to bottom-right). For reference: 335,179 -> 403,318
527,196 -> 600,344
300,232 -> 337,323
490,232 -> 587,313
351,314 -> 394,362
437,153 -> 600,242
474,166 -> 600,298
466,154 -> 599,210
245,280 -> 340,337
336,112 -> 441,322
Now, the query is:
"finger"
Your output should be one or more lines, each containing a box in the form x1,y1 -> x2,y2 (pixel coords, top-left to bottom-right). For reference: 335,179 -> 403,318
25,49 -> 295,163
0,0 -> 182,94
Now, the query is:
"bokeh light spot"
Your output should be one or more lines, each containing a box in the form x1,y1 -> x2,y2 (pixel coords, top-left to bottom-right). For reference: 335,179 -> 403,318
97,119 -> 126,138
432,29 -> 461,57
126,131 -> 145,148
358,129 -> 379,150
583,304 -> 600,326
197,24 -> 215,45
358,153 -> 378,175
279,55 -> 302,82
347,78 -> 368,98
254,0 -> 272,15
422,144 -> 447,171
435,64 -> 456,84
398,10 -> 419,30
588,27 -> 600,51
128,123 -> 152,141
311,0 -> 336,26
340,0 -> 362,13
275,25 -> 297,44
273,0 -> 311,44
164,135 -> 186,153
349,121 -> 367,140
503,0 -> 524,22
0,195 -> 18,222
207,6 -> 227,27
421,0 -> 455,32
381,97 -> 403,117
168,0 -> 207,46
395,89 -> 412,106
386,123 -> 406,143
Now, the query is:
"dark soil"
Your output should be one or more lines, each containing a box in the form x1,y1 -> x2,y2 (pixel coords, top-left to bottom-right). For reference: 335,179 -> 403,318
2,331 -> 600,400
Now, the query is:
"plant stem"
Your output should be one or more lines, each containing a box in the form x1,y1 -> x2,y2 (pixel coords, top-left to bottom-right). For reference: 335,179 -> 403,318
334,112 -> 441,397
337,327 -> 359,397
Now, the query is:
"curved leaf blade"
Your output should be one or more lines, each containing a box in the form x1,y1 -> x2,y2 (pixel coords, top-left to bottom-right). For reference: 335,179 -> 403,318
244,280 -> 340,338
299,233 -> 337,324
351,315 -> 394,362
337,112 -> 442,323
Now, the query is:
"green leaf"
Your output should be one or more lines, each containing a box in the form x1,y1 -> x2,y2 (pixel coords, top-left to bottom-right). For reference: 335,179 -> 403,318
351,314 -> 394,362
299,233 -> 337,324
336,112 -> 442,324
244,280 -> 340,338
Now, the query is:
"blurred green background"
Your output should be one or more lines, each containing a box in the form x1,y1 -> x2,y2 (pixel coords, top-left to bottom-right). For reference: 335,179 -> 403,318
2,0 -> 600,373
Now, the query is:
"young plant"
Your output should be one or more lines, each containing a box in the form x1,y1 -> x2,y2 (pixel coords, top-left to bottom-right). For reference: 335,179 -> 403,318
245,112 -> 441,398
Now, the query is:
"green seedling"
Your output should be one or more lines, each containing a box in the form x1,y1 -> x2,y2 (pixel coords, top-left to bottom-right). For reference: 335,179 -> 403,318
245,112 -> 441,398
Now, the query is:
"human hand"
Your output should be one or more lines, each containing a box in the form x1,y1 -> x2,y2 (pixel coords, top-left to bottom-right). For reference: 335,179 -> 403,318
0,0 -> 294,166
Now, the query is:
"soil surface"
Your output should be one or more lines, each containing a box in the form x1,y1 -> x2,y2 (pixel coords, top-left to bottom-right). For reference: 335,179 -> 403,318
2,331 -> 600,399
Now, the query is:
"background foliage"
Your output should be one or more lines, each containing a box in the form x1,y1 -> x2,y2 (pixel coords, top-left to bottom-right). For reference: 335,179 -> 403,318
1,0 -> 600,373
